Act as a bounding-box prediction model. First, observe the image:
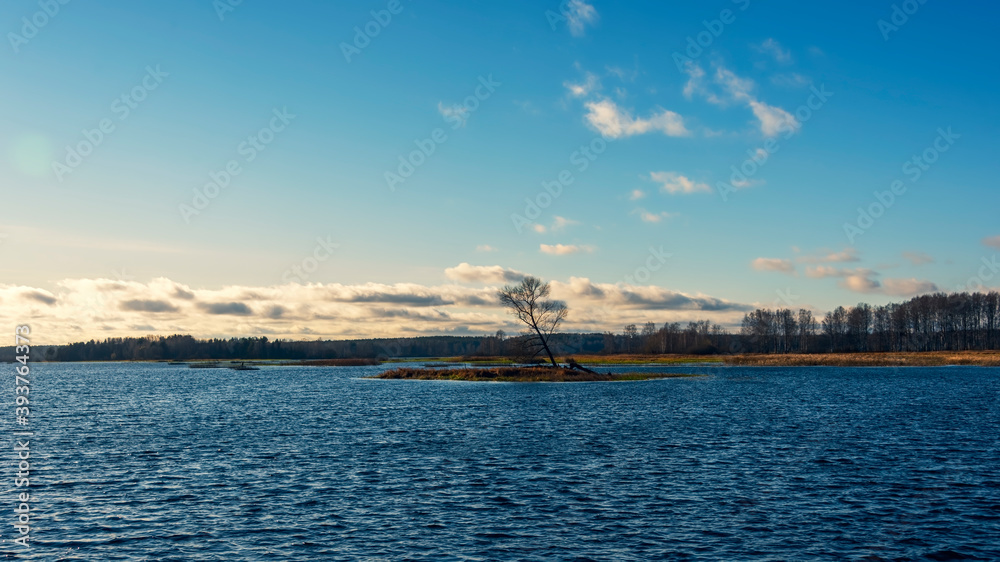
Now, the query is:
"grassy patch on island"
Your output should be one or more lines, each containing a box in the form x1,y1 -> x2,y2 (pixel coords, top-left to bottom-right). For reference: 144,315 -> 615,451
387,354 -> 723,365
373,366 -> 700,382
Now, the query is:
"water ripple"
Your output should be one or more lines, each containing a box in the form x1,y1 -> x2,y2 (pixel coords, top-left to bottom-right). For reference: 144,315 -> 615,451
2,363 -> 998,560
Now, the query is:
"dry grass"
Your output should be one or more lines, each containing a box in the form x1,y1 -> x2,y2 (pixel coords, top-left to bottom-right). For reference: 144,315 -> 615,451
373,367 -> 698,382
415,354 -> 723,365
566,354 -> 723,364
724,351 -> 1000,367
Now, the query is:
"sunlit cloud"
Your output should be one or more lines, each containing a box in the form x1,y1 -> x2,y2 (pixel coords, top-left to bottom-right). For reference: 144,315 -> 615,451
880,278 -> 940,296
752,258 -> 795,275
635,209 -> 676,223
804,267 -> 939,297
564,72 -> 601,97
565,0 -> 599,37
748,100 -> 799,137
682,62 -> 799,137
798,248 -> 860,264
540,244 -> 595,256
552,216 -> 579,231
445,263 -> 526,284
649,171 -> 711,194
0,273 -> 753,344
583,99 -> 688,139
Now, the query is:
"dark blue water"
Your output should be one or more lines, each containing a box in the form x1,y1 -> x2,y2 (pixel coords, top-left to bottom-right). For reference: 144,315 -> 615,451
4,363 -> 999,560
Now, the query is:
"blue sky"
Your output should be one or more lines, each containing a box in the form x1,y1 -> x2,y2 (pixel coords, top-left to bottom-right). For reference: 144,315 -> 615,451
2,0 -> 998,343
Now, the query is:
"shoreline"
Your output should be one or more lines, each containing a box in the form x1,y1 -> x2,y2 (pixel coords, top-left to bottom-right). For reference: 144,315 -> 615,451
8,351 -> 1000,368
723,351 -> 1000,367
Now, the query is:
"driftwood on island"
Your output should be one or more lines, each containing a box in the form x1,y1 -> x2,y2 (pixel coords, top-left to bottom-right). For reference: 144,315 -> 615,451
566,357 -> 606,376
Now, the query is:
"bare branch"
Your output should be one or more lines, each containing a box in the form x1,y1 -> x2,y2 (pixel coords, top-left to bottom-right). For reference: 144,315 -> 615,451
496,276 -> 566,367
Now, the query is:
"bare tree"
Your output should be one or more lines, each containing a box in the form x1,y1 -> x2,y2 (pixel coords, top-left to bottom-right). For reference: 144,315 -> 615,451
497,276 -> 567,367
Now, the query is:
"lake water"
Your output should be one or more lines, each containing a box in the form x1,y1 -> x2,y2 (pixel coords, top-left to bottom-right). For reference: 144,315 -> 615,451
5,362 -> 999,560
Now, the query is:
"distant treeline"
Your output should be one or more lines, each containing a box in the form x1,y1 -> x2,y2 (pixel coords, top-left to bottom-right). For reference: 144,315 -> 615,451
8,292 -> 999,362
737,291 -> 1000,354
610,292 -> 1000,355
13,333 -> 609,362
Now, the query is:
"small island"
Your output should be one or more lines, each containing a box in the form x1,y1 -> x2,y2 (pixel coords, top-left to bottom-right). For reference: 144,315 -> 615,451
374,366 -> 698,382
374,277 -> 702,382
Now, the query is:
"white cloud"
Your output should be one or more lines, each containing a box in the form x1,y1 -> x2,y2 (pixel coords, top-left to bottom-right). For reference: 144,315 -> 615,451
445,263 -> 526,284
823,249 -> 860,263
605,64 -> 638,82
437,102 -> 469,127
552,277 -> 751,315
798,248 -> 860,264
565,0 -> 599,37
805,265 -> 855,279
564,72 -> 600,98
748,100 -> 799,137
752,258 -> 795,274
552,216 -> 579,231
531,216 -> 579,235
0,274 -> 756,344
475,245 -> 498,253
715,67 -> 755,103
755,38 -> 791,63
629,189 -> 646,201
682,62 -> 706,100
841,273 -> 882,293
649,171 -> 711,194
584,99 -> 689,139
683,63 -> 799,137
634,209 -> 676,223
731,178 -> 765,189
881,278 -> 939,296
540,244 -> 594,256
804,267 -> 939,297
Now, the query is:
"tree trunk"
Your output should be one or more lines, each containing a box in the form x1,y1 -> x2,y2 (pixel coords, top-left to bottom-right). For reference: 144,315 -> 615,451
533,326 -> 558,367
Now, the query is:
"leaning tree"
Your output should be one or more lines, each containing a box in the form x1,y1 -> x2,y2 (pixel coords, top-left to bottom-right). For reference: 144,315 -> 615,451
496,276 -> 567,367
